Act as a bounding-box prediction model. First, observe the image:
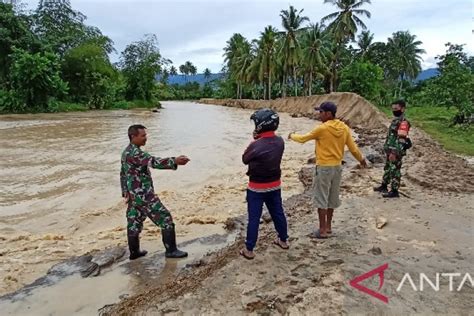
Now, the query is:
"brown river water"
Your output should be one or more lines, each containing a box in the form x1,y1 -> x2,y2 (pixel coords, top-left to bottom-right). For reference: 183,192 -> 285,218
0,101 -> 316,313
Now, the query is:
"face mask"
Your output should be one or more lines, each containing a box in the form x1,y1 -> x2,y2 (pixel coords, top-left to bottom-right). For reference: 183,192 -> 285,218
393,110 -> 403,117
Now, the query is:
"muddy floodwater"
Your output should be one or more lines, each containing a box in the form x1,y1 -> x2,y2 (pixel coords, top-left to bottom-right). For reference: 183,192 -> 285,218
0,101 -> 316,312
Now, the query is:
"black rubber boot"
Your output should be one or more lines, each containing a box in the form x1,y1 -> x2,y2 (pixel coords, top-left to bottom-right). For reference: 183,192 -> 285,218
383,190 -> 400,198
162,227 -> 188,258
373,184 -> 388,193
127,235 -> 148,260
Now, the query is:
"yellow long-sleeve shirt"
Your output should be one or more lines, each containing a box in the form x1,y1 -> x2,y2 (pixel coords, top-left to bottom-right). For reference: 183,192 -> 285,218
290,119 -> 363,166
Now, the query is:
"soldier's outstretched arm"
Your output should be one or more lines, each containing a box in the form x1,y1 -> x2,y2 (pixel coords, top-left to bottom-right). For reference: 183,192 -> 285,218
132,150 -> 178,170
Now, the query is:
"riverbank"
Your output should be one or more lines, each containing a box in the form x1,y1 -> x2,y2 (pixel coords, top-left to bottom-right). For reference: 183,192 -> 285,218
0,100 -> 161,114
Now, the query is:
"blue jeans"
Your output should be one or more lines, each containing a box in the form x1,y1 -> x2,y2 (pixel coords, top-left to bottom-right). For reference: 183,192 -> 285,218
245,189 -> 288,251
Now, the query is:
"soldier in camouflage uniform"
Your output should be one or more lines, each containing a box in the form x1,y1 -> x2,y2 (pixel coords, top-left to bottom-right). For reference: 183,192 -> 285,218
121,124 -> 190,259
374,100 -> 412,198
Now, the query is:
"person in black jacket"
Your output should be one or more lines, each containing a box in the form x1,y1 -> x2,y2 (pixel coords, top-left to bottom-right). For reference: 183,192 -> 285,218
240,108 -> 289,260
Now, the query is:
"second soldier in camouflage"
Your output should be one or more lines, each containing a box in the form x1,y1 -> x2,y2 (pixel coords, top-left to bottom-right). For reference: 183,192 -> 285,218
374,100 -> 412,198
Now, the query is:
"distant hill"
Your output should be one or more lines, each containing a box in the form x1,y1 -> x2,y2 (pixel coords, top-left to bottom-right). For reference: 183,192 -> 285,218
156,69 -> 437,85
156,73 -> 224,85
415,68 -> 439,82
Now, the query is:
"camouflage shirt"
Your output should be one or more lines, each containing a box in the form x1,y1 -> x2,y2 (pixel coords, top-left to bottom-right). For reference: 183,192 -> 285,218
120,143 -> 177,202
383,115 -> 410,157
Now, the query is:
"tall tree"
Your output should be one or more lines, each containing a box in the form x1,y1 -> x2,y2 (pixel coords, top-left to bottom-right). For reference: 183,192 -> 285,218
259,26 -> 279,99
301,23 -> 332,96
223,33 -> 252,98
119,34 -> 162,101
33,0 -> 113,56
322,0 -> 371,91
62,41 -> 117,108
387,31 -> 425,96
280,5 -> 309,97
169,65 -> 178,76
425,43 -> 473,124
179,63 -> 188,83
356,30 -> 374,59
186,61 -> 197,76
0,2 -> 40,86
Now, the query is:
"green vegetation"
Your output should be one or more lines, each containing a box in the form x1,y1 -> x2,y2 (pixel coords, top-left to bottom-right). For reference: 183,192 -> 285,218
375,105 -> 473,155
0,1 -> 164,113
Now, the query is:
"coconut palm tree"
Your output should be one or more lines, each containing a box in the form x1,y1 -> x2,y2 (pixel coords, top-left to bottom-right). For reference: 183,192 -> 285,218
356,30 -> 374,59
245,39 -> 264,98
322,0 -> 372,91
179,64 -> 188,83
280,5 -> 309,97
223,33 -> 252,98
169,65 -> 178,76
301,23 -> 332,96
185,61 -> 197,77
322,0 -> 371,41
387,31 -> 425,96
259,25 -> 279,99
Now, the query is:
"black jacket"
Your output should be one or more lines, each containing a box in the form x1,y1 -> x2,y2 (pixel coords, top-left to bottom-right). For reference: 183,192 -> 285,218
242,134 -> 284,183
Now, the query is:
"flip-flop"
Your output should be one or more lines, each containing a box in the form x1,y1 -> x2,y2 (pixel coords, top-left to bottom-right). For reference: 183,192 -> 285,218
239,249 -> 255,260
312,229 -> 329,239
273,240 -> 289,250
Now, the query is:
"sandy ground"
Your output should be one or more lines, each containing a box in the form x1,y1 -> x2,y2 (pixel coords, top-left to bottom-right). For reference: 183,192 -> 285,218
104,96 -> 473,315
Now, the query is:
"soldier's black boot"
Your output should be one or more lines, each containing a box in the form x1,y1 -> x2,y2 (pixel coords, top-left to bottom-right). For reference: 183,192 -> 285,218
383,190 -> 400,198
373,183 -> 388,193
128,235 -> 148,260
162,227 -> 188,258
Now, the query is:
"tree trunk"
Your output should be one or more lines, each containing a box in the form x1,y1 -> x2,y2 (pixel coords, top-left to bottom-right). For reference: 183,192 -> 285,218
282,75 -> 287,98
328,70 -> 334,93
309,70 -> 313,96
293,65 -> 297,97
268,69 -> 271,100
398,74 -> 404,97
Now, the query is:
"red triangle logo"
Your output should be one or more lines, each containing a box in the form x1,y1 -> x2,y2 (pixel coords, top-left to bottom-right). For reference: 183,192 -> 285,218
349,263 -> 389,303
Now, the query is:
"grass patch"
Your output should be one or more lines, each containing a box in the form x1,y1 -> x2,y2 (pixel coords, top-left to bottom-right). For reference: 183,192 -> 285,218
49,102 -> 88,112
375,104 -> 474,156
109,100 -> 161,110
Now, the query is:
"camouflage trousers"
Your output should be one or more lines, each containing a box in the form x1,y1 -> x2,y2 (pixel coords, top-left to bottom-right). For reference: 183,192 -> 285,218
382,156 -> 403,191
126,194 -> 174,237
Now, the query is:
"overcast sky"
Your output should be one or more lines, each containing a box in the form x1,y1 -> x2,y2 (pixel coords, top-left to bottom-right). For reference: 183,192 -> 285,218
23,0 -> 473,73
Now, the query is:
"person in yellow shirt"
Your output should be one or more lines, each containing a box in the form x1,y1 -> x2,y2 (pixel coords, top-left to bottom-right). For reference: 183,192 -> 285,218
288,102 -> 367,239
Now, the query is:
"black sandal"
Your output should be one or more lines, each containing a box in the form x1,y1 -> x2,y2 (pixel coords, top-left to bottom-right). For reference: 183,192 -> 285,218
239,249 -> 255,260
273,239 -> 289,250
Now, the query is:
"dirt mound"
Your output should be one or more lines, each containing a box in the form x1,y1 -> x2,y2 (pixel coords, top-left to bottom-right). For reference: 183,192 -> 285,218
200,92 -> 389,129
